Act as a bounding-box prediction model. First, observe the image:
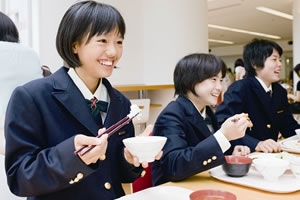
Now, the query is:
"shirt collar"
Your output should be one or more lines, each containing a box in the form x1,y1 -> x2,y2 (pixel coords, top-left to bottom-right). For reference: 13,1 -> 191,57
255,76 -> 272,93
67,68 -> 109,102
188,98 -> 206,118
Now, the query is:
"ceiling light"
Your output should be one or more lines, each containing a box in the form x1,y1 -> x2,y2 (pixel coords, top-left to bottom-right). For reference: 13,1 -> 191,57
256,6 -> 293,20
208,39 -> 234,44
208,24 -> 281,39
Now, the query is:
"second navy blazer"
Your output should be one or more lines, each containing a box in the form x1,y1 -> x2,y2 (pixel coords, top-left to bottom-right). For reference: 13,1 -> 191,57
216,77 -> 299,152
151,96 -> 226,186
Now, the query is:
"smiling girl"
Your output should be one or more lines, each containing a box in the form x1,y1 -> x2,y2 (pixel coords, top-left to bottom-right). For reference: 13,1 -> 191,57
151,53 -> 250,186
4,1 -> 155,199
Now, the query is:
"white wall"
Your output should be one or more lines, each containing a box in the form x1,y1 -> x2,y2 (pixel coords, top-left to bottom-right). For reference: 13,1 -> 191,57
37,0 -> 75,71
36,0 -> 208,86
101,0 -> 145,85
293,0 -> 300,92
142,0 -> 208,85
211,39 -> 293,81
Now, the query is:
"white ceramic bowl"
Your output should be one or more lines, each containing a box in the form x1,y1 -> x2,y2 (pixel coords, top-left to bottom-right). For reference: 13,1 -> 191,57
123,136 -> 167,162
253,157 -> 289,181
290,156 -> 300,179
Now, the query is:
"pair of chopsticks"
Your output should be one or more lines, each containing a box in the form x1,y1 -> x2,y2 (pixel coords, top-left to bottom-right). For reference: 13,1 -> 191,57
74,105 -> 141,156
231,114 -> 253,130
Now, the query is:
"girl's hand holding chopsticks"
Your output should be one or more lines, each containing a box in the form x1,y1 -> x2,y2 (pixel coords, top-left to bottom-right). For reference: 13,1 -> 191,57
220,113 -> 250,141
74,128 -> 108,165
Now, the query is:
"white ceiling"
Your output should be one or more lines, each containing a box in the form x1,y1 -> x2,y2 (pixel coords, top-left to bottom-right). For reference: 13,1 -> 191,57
208,0 -> 293,48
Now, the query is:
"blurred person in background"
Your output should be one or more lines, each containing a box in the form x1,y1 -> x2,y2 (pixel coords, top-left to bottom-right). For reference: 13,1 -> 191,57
1,11 -> 41,200
0,11 -> 41,155
288,63 -> 300,113
234,58 -> 245,80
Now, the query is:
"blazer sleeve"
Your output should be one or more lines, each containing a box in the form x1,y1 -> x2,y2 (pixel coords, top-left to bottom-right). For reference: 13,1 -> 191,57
152,109 -> 224,184
5,86 -> 99,196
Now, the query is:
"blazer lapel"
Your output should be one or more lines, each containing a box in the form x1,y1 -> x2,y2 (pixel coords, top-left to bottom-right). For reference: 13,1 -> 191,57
177,96 -> 212,138
250,78 -> 273,120
51,67 -> 99,136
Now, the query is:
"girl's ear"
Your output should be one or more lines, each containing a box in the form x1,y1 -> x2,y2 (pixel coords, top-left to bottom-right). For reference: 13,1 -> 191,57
72,42 -> 79,54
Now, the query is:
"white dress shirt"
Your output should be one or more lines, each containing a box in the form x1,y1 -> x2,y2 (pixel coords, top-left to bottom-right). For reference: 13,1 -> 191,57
68,68 -> 110,123
255,76 -> 272,93
190,101 -> 231,153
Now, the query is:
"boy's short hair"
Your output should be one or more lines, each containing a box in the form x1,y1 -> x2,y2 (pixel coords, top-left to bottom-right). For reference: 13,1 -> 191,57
56,1 -> 125,68
294,63 -> 300,74
243,39 -> 282,77
0,11 -> 19,43
174,53 -> 226,96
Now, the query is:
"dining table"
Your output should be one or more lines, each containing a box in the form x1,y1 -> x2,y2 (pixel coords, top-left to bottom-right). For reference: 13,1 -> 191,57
120,136 -> 300,200
164,157 -> 300,200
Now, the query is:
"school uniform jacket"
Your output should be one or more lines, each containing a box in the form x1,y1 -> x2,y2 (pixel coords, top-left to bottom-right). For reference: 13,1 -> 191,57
215,77 -> 299,152
5,67 -> 142,200
151,96 -> 226,186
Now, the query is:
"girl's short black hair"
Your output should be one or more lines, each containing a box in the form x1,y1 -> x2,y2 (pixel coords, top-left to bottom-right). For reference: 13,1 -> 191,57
243,39 -> 282,77
0,11 -> 19,42
56,0 -> 126,68
174,53 -> 226,96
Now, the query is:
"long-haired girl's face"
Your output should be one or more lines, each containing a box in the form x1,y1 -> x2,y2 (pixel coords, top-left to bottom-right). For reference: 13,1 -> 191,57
192,72 -> 223,108
72,28 -> 123,80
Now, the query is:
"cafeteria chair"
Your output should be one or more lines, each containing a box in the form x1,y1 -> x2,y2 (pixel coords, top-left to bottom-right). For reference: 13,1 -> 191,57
131,131 -> 153,193
130,99 -> 150,135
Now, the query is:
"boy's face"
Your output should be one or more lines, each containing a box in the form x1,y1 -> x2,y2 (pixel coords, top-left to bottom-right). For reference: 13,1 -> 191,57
255,49 -> 282,87
188,72 -> 223,110
72,28 -> 123,82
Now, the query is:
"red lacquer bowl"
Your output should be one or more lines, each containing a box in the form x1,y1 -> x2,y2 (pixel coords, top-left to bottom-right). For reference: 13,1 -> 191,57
190,189 -> 237,200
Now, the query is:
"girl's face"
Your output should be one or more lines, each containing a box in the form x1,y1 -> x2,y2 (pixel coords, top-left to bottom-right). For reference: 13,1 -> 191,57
187,72 -> 223,110
255,49 -> 282,87
72,28 -> 123,89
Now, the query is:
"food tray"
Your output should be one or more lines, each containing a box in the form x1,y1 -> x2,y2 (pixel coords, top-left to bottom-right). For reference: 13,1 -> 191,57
210,165 -> 300,193
280,135 -> 300,154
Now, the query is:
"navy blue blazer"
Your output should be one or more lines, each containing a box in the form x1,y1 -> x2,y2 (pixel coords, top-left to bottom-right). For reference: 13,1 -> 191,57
151,96 -> 226,186
5,67 -> 142,200
216,77 -> 299,152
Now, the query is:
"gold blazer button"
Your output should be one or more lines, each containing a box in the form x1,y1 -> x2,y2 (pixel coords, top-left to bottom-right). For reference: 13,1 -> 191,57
203,161 -> 208,166
104,182 -> 111,190
77,172 -> 83,180
267,124 -> 271,128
